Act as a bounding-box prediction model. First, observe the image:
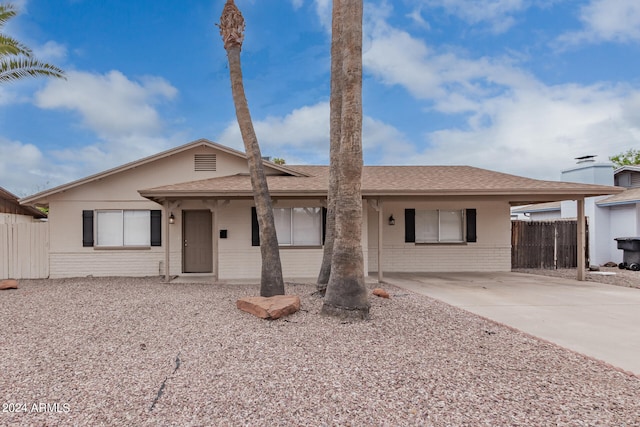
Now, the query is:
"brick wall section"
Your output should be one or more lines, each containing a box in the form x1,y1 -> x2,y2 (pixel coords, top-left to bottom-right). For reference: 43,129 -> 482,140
219,248 -> 325,279
368,244 -> 511,273
49,250 -> 165,278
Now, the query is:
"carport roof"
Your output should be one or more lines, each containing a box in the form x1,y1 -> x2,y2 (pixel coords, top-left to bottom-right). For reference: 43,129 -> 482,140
139,165 -> 623,204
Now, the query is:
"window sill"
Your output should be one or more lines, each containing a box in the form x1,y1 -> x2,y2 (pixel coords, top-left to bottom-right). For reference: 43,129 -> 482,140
278,245 -> 323,249
94,246 -> 152,250
414,242 -> 468,246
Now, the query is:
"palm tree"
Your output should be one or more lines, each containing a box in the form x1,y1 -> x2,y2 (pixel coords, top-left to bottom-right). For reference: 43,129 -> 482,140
316,0 -> 343,293
321,0 -> 369,319
218,0 -> 285,297
0,3 -> 65,83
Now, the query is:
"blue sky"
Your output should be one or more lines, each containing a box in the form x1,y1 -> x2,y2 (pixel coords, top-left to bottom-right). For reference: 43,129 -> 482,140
2,0 -> 640,196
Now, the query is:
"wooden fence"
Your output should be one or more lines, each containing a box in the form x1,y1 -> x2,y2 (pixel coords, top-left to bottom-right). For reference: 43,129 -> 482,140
511,220 -> 588,269
0,222 -> 49,279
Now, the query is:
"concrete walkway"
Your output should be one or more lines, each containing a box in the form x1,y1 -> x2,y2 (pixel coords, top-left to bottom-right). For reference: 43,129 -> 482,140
383,272 -> 640,376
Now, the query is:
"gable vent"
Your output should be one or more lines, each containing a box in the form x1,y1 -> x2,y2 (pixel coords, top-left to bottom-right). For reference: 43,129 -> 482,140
194,154 -> 216,171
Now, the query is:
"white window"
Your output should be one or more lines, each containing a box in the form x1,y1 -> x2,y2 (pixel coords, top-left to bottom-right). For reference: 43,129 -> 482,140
96,210 -> 151,247
416,210 -> 464,243
273,207 -> 322,246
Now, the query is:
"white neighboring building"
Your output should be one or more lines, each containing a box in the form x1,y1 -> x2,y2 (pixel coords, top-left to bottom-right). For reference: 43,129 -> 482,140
511,201 -> 561,220
596,168 -> 640,264
513,157 -> 640,265
560,157 -> 616,265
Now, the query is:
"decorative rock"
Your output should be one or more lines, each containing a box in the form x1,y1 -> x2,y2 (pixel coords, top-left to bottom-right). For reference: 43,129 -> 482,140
589,265 -> 600,271
603,262 -> 618,268
236,295 -> 300,320
0,279 -> 18,290
372,288 -> 390,298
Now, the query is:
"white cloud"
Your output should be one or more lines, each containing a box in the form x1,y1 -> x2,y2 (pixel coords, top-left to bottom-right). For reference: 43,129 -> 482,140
217,0 -> 640,180
557,0 -> 640,46
0,70 -> 183,194
411,82 -> 640,179
0,138 -> 60,196
218,101 -> 330,162
361,7 -> 640,179
423,0 -> 528,33
290,0 -> 304,11
33,40 -> 68,63
406,7 -> 430,30
313,0 -> 332,33
35,70 -> 177,140
217,100 -> 414,164
0,86 -> 22,106
363,17 -> 535,108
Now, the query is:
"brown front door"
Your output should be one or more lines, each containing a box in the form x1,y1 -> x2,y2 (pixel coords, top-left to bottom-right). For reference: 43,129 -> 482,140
183,210 -> 213,273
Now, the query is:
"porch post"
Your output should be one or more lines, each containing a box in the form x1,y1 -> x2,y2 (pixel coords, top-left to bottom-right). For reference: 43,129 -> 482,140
378,199 -> 384,283
577,198 -> 586,281
164,199 -> 171,282
212,200 -> 219,279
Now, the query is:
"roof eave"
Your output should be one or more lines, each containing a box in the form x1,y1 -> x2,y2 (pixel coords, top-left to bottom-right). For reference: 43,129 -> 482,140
597,199 -> 640,207
139,187 -> 621,203
139,189 -> 329,201
20,138 -> 309,206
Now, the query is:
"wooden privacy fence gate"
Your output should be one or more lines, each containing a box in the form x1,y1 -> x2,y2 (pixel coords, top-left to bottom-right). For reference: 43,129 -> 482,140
511,220 -> 588,269
0,222 -> 49,279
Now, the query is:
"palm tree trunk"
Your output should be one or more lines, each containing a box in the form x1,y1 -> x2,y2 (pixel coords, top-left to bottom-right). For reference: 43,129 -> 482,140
219,0 -> 284,297
321,0 -> 369,319
316,0 -> 343,292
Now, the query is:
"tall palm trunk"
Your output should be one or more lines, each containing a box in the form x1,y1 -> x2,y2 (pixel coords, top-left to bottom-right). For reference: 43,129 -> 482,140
219,0 -> 284,297
321,0 -> 369,319
316,0 -> 343,292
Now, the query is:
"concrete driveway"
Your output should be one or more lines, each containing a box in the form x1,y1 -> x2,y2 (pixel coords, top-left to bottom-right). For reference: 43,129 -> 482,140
383,272 -> 640,376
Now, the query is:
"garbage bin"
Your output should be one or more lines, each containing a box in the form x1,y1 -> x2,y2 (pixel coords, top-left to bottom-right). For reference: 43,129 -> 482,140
615,237 -> 640,271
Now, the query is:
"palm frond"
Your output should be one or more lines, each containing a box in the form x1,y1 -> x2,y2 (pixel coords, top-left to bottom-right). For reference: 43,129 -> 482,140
0,3 -> 65,84
0,34 -> 32,57
0,57 -> 66,83
0,4 -> 18,28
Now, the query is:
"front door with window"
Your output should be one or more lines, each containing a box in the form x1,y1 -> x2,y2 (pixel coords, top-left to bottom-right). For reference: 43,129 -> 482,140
183,210 -> 213,273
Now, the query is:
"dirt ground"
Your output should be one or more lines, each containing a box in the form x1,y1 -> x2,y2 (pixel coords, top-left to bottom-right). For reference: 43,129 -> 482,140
512,266 -> 640,289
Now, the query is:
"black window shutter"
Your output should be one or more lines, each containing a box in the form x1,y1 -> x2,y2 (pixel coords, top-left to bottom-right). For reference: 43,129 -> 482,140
466,208 -> 477,243
251,207 -> 260,246
150,210 -> 162,246
82,210 -> 94,247
404,209 -> 415,243
322,207 -> 328,245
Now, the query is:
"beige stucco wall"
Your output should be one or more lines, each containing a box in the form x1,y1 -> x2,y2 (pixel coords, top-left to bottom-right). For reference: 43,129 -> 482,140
215,199 -> 368,280
45,138 -> 369,279
47,145 -> 262,278
367,200 -> 512,273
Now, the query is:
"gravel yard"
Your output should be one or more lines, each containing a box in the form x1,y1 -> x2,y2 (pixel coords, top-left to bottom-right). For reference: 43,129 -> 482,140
1,277 -> 640,426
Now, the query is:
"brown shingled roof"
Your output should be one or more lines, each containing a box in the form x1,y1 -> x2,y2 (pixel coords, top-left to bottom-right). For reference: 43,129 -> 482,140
597,187 -> 640,206
140,165 -> 623,204
0,186 -> 47,218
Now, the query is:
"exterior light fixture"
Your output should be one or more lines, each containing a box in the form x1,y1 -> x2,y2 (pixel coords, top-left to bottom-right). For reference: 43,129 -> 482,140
169,213 -> 175,224
388,215 -> 395,226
